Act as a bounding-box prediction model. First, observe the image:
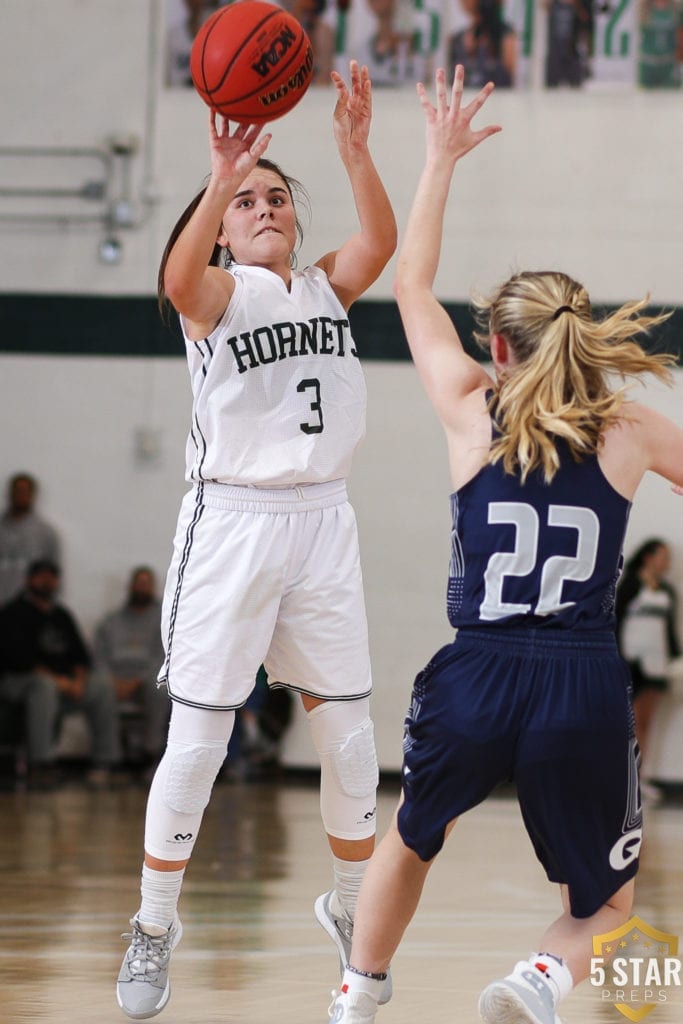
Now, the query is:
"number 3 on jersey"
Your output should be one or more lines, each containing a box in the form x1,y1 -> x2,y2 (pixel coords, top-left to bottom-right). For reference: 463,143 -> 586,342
480,501 -> 600,621
298,378 -> 324,434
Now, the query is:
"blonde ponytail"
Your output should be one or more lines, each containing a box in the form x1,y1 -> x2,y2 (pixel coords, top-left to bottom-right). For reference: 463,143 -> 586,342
472,272 -> 675,482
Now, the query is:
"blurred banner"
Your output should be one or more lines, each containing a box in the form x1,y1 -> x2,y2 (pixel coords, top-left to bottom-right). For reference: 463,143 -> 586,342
164,0 -> 683,91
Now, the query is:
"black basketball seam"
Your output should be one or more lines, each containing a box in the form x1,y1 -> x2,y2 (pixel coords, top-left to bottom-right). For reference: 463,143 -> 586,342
203,9 -> 281,96
196,5 -> 236,96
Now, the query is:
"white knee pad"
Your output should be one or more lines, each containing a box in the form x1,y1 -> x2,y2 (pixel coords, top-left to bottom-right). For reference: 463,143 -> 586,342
163,739 -> 228,815
307,698 -> 379,841
144,705 -> 234,861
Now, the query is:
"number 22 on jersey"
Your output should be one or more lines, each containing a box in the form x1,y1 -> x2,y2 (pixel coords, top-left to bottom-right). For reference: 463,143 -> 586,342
480,501 -> 600,621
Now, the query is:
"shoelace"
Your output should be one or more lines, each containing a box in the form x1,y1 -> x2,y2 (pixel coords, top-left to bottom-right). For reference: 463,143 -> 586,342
334,915 -> 354,944
327,990 -> 344,1022
121,926 -> 172,980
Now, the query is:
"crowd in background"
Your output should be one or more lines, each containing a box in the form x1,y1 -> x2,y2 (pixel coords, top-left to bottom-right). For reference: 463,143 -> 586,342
0,472 -> 291,790
166,0 -> 683,92
616,538 -> 682,802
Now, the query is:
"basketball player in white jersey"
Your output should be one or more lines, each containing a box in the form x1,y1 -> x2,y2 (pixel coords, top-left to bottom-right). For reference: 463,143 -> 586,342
116,60 -> 397,1019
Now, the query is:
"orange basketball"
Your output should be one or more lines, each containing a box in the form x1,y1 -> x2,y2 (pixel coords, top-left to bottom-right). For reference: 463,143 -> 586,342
190,2 -> 314,124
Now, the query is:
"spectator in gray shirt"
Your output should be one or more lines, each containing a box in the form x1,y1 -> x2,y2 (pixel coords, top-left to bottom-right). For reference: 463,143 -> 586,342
94,567 -> 170,767
0,472 -> 61,605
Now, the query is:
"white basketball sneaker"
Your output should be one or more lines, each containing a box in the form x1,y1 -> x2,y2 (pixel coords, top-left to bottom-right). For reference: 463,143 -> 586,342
478,961 -> 563,1024
116,915 -> 182,1019
314,890 -> 392,1005
326,987 -> 378,1024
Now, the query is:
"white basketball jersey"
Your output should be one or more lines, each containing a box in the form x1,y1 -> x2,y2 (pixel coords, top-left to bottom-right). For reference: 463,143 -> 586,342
181,263 -> 367,486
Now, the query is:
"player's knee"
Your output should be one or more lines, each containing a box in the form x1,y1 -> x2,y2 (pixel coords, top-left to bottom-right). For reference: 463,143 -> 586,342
162,739 -> 227,815
323,717 -> 379,800
30,670 -> 60,707
81,670 -> 116,711
307,698 -> 378,798
307,699 -> 378,839
605,878 -> 636,919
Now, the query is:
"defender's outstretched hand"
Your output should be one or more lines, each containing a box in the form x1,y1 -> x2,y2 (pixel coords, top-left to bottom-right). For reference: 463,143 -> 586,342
417,65 -> 501,166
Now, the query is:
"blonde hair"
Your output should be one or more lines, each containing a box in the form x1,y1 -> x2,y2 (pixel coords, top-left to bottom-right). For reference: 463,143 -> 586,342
472,271 -> 676,483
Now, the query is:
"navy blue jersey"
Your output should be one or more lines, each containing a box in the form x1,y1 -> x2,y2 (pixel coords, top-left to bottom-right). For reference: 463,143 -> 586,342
447,440 -> 632,631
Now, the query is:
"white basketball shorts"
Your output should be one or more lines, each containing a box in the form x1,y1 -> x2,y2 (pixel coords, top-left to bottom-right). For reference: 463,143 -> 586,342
158,480 -> 372,709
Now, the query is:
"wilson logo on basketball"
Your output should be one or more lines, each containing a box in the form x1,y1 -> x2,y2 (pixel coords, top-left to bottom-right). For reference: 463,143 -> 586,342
260,47 -> 314,106
251,25 -> 297,78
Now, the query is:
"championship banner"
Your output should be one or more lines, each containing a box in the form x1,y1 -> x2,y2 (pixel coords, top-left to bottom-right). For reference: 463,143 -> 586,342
590,0 -> 637,87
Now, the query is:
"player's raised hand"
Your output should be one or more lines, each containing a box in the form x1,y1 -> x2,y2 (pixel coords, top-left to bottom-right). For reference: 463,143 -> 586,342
417,65 -> 501,167
331,60 -> 372,153
208,111 -> 271,183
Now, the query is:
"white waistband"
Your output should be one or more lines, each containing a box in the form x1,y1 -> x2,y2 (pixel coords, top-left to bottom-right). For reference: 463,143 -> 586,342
196,479 -> 348,513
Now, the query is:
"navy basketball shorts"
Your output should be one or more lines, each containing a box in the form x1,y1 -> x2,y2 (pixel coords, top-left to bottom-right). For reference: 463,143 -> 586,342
398,627 -> 642,919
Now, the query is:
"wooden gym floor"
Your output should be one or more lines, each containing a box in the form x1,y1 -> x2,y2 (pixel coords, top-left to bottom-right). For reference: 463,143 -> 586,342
1,773 -> 682,1024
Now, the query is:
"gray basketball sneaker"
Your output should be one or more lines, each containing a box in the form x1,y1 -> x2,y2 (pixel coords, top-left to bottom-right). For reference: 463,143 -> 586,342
326,988 -> 378,1024
116,915 -> 182,1019
478,961 -> 563,1024
314,890 -> 392,1006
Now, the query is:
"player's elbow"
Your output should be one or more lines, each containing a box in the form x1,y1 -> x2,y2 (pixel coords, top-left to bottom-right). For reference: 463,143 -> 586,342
393,265 -> 414,307
385,220 -> 398,260
367,225 -> 397,273
163,270 -> 190,311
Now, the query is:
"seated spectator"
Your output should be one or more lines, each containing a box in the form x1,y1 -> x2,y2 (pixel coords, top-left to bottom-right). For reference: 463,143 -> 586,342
354,0 -> 415,88
544,0 -> 592,89
0,559 -> 121,788
448,0 -> 517,89
93,567 -> 170,769
166,0 -> 220,86
289,0 -> 337,83
0,472 -> 61,605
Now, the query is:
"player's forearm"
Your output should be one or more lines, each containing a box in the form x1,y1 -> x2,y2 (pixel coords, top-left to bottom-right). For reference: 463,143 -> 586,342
396,157 -> 456,297
164,178 -> 234,304
343,149 -> 396,262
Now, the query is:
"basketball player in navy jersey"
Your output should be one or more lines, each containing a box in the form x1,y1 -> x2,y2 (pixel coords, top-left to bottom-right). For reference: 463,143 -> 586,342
116,60 -> 396,1019
326,66 -> 683,1024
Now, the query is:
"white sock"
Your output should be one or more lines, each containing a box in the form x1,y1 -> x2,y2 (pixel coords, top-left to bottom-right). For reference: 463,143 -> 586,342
529,952 -> 574,1003
341,966 -> 385,1001
332,856 -> 369,920
138,864 -> 185,930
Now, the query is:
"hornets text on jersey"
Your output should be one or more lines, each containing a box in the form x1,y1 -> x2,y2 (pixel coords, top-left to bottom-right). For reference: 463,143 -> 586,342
180,263 -> 366,487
